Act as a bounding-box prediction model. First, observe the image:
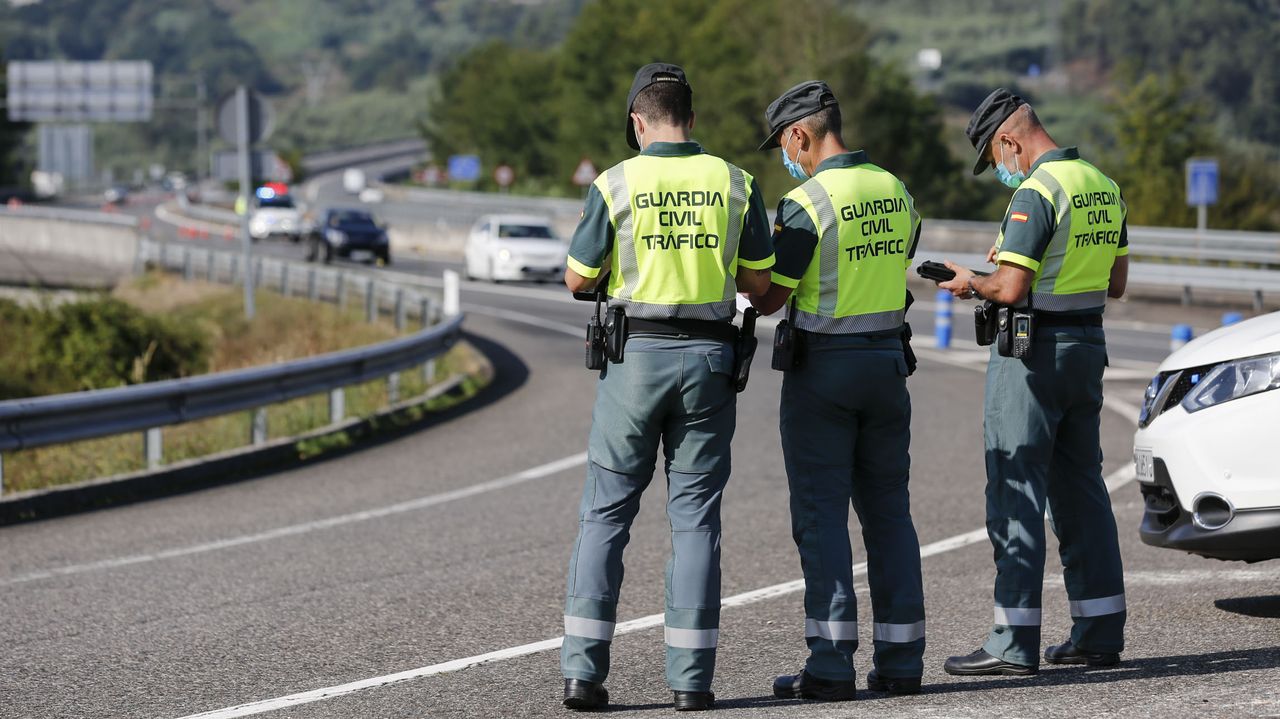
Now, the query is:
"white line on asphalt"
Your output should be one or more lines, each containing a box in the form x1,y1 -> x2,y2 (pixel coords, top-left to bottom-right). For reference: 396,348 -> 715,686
176,462 -> 1138,719
1,452 -> 588,587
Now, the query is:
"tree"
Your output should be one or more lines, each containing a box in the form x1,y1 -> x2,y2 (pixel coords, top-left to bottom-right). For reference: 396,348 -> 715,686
1109,73 -> 1214,227
0,49 -> 32,190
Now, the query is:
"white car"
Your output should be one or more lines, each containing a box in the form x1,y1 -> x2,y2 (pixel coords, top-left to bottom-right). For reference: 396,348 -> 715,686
465,214 -> 567,282
248,188 -> 302,242
1134,311 -> 1280,562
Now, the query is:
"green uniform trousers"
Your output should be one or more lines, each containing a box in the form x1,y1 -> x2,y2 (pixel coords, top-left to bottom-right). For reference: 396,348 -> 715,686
982,325 -> 1126,667
562,336 -> 736,692
779,333 -> 925,681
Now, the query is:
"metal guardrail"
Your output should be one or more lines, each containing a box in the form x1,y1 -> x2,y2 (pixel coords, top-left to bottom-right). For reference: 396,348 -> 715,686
0,239 -> 465,491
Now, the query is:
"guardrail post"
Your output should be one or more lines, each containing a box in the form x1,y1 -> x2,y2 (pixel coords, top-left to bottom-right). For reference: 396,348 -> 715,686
280,263 -> 291,296
1254,290 -> 1264,314
388,372 -> 401,405
307,267 -> 318,301
160,242 -> 170,269
183,247 -> 194,281
144,427 -> 162,470
934,289 -> 952,349
337,272 -> 348,308
206,249 -> 216,282
443,269 -> 461,317
0,453 -> 5,495
420,298 -> 432,328
251,408 -> 268,445
394,288 -> 406,331
365,279 -> 377,323
254,258 -> 264,288
229,256 -> 240,285
329,388 -> 345,424
1181,285 -> 1192,306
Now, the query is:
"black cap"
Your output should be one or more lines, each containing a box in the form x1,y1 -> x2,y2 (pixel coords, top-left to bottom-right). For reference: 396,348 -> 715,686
965,88 -> 1026,175
625,62 -> 692,150
758,81 -> 839,151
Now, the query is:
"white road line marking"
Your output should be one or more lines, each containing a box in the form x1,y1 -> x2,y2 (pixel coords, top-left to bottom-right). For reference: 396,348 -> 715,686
177,462 -> 1138,719
461,303 -> 582,337
1,453 -> 587,587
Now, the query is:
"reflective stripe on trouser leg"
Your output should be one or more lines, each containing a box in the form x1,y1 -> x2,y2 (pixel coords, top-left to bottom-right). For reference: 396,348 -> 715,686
661,348 -> 736,693
561,458 -> 651,683
1042,338 -> 1127,655
982,347 -> 1058,667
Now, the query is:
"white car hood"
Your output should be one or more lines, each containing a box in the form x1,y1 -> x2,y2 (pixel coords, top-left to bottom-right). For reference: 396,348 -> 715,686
253,208 -> 299,220
1159,311 -> 1280,372
495,239 -> 566,256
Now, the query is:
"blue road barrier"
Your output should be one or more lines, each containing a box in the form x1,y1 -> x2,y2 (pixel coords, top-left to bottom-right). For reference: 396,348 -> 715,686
1171,323 -> 1193,351
935,289 -> 953,349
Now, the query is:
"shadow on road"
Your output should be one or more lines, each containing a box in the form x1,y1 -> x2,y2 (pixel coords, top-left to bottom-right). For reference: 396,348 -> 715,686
903,646 -> 1280,698
1216,595 -> 1280,619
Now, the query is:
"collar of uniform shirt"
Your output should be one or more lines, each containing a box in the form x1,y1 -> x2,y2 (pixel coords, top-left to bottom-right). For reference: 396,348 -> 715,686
1027,146 -> 1080,174
640,141 -> 706,157
812,150 -> 870,174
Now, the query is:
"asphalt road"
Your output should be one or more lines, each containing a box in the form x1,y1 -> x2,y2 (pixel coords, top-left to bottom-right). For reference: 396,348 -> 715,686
4,255 -> 1280,718
10,165 -> 1276,718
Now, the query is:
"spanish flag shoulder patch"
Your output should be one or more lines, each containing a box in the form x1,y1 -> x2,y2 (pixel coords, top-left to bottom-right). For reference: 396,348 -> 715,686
1010,211 -> 1029,223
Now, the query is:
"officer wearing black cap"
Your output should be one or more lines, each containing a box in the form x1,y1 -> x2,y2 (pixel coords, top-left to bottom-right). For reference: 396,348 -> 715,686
932,88 -> 1129,677
559,62 -> 775,712
746,81 -> 926,702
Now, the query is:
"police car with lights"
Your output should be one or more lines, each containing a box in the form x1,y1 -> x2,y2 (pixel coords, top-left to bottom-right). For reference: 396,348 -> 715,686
248,185 -> 302,242
1134,311 -> 1280,562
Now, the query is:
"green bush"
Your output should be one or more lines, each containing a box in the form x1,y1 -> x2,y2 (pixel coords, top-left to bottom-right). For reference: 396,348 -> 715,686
0,297 -> 210,400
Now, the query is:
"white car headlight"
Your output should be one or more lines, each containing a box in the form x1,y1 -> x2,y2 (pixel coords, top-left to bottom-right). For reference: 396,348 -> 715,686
498,248 -> 512,261
326,228 -> 348,245
1181,352 -> 1280,413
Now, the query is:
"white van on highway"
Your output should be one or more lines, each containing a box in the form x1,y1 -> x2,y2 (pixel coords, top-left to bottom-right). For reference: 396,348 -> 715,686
465,214 -> 567,282
1133,311 -> 1280,562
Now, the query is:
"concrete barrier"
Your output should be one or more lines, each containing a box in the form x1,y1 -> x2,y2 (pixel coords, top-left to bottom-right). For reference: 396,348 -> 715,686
0,207 -> 141,287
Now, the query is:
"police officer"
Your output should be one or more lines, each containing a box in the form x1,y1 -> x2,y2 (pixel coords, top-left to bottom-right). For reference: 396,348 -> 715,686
747,81 -> 925,701
560,62 -> 775,712
935,88 -> 1129,676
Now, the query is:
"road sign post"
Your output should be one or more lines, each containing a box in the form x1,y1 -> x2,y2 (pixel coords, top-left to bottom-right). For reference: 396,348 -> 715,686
236,87 -> 255,319
494,164 -> 515,193
1185,158 -> 1218,235
572,158 -> 597,196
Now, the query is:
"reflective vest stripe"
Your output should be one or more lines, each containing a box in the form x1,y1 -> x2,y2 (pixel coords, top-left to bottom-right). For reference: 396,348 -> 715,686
722,164 -> 748,301
611,298 -> 737,320
1032,289 -> 1108,311
798,179 -> 841,316
1069,593 -> 1126,618
872,620 -> 926,643
805,618 -> 859,641
993,606 -> 1042,626
664,626 -> 719,649
564,615 -> 616,641
605,165 -> 637,298
793,307 -> 904,334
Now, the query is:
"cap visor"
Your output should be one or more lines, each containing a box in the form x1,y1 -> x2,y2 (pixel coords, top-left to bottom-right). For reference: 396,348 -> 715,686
758,131 -> 780,151
971,140 -> 991,175
626,119 -> 639,151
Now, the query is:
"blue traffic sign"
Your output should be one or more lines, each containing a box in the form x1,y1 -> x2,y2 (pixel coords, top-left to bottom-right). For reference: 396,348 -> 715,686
1185,158 -> 1218,207
447,154 -> 482,182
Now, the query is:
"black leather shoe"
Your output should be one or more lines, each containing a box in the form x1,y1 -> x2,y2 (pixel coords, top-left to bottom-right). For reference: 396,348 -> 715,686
866,669 -> 921,695
1044,640 -> 1120,666
563,679 -> 609,711
673,690 -> 715,711
943,649 -> 1037,676
772,669 -> 857,701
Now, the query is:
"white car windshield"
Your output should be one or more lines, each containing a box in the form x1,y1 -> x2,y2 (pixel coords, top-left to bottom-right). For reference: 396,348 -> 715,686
498,224 -> 554,239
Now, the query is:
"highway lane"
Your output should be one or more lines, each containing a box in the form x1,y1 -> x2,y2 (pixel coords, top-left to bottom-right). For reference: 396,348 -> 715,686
3,262 -> 1278,718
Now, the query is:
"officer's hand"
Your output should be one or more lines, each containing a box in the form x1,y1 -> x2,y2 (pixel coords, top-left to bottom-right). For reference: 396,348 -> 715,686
985,245 -> 998,264
938,260 -> 975,299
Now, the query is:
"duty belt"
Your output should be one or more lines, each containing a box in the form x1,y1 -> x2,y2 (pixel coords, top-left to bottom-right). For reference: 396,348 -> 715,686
628,317 -> 739,343
1035,312 -> 1103,328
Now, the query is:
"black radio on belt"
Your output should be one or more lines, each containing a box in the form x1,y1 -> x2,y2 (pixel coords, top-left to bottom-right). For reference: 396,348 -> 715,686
996,304 -> 1034,359
577,274 -> 627,369
771,298 -> 805,371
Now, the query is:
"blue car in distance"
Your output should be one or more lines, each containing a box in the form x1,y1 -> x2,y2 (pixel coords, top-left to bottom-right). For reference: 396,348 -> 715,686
307,207 -> 391,265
